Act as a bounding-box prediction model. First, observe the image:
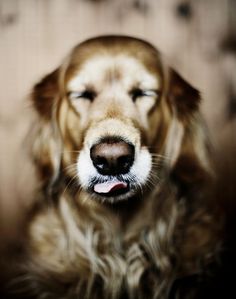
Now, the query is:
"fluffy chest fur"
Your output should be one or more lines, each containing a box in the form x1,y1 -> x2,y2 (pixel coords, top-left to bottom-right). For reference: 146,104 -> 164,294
24,182 -> 216,299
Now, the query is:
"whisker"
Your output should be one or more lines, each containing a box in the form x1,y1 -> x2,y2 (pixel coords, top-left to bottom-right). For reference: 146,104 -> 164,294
62,174 -> 79,196
148,172 -> 159,183
145,181 -> 155,192
63,163 -> 78,173
147,174 -> 159,187
150,153 -> 167,157
151,153 -> 171,161
74,185 -> 84,202
152,163 -> 163,168
136,181 -> 144,197
145,167 -> 162,188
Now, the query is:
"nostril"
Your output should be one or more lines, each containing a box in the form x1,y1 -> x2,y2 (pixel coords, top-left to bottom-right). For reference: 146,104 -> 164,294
93,156 -> 109,172
90,138 -> 135,175
117,155 -> 134,172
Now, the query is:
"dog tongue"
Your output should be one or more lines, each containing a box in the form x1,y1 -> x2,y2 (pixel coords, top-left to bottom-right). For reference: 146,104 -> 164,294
94,181 -> 127,194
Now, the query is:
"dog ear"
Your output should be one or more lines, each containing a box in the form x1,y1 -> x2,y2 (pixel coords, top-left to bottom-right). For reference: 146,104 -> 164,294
32,69 -> 59,120
167,69 -> 201,119
165,69 -> 212,189
30,69 -> 62,192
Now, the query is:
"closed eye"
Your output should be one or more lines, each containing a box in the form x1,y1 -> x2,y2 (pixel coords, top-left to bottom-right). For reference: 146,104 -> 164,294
68,90 -> 96,102
130,88 -> 159,102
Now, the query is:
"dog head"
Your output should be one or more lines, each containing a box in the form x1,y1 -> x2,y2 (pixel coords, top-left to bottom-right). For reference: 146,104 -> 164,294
31,36 -> 211,203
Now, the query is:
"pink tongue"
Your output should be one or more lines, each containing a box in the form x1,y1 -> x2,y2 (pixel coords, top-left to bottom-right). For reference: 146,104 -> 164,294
94,181 -> 127,194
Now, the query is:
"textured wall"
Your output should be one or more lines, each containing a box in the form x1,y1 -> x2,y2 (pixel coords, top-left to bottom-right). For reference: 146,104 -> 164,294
0,0 -> 235,243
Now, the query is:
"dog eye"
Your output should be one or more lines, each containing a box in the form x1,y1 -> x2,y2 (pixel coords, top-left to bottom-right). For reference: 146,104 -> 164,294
68,90 -> 96,101
130,89 -> 159,102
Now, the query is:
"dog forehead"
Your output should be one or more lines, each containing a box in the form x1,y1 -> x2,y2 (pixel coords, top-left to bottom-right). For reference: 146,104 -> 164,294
67,54 -> 159,91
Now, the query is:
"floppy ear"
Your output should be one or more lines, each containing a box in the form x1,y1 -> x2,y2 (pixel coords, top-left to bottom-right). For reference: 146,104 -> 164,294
165,69 -> 212,189
167,69 -> 201,119
30,69 -> 62,192
32,69 -> 59,120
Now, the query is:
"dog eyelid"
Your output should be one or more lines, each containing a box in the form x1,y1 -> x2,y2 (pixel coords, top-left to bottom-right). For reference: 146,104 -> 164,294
130,88 -> 159,102
68,90 -> 96,101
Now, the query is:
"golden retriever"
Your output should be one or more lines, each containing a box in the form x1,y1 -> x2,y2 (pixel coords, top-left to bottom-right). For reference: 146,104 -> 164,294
12,36 -> 221,299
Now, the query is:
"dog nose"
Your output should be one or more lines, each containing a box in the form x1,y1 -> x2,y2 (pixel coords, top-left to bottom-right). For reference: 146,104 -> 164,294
90,138 -> 134,175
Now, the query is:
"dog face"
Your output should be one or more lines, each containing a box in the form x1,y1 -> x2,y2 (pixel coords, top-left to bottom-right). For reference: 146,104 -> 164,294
63,39 -> 166,202
31,36 -> 210,203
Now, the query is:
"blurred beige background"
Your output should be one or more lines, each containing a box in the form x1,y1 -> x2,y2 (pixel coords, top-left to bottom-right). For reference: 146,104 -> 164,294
0,0 -> 235,244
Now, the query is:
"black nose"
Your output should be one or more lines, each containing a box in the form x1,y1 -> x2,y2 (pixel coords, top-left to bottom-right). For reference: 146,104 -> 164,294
90,138 -> 135,175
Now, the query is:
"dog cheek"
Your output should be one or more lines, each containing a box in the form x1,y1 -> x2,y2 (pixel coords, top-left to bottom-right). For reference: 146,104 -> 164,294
70,99 -> 91,128
136,97 -> 156,129
131,148 -> 152,185
76,150 -> 97,188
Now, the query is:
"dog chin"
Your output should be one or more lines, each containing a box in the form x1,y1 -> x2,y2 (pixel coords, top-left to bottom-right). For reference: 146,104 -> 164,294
91,189 -> 137,204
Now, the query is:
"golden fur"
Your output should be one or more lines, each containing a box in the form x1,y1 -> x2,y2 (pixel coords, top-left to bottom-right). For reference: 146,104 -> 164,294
13,36 -> 221,299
